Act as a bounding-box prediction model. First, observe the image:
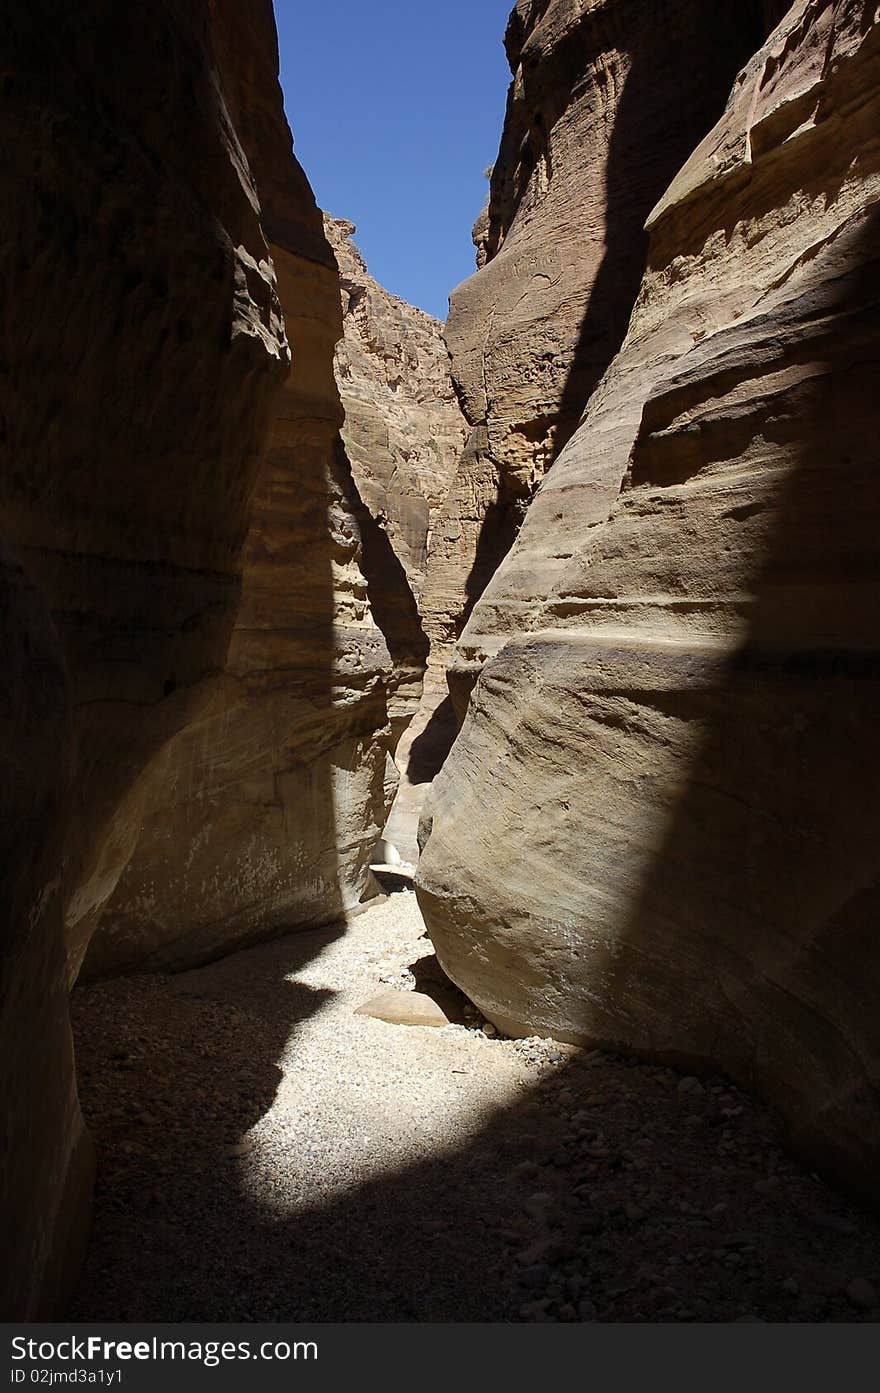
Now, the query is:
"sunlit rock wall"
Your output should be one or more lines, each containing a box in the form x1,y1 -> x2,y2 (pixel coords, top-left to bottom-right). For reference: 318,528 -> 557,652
325,215 -> 465,764
320,217 -> 468,860
419,0 -> 880,1201
430,0 -> 771,732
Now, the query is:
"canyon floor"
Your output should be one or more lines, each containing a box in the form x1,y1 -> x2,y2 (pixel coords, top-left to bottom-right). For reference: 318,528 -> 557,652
71,891 -> 880,1323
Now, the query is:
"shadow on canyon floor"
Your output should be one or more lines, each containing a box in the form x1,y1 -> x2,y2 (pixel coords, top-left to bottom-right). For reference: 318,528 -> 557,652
70,899 -> 880,1323
67,8 -> 880,1327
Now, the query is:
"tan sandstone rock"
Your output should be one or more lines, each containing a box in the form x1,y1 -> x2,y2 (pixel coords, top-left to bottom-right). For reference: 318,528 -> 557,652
355,990 -> 450,1030
84,4 -> 417,977
325,215 -> 466,772
2,0 -> 291,1311
325,216 -> 466,603
5,2 -> 290,983
418,0 -> 880,1201
432,0 -> 772,730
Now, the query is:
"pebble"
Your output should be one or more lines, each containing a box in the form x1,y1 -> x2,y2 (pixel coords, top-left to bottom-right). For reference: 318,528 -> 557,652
677,1077 -> 705,1099
69,895 -> 880,1325
523,1192 -> 555,1222
845,1278 -> 878,1311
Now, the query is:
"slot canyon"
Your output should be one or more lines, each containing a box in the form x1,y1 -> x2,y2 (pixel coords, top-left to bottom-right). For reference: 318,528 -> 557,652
2,0 -> 880,1324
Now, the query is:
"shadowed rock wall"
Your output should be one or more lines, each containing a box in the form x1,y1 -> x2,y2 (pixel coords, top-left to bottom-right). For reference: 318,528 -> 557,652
1,0 -> 294,1313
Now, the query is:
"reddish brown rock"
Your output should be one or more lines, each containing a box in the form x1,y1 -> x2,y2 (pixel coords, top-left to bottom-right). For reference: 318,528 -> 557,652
419,0 -> 880,1200
325,216 -> 466,602
325,215 -> 466,770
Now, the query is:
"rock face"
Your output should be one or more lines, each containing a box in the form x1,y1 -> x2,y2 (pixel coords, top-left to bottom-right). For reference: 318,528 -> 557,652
434,0 -> 772,729
5,2 -> 290,988
419,0 -> 880,1200
84,16 -> 423,977
392,0 -> 771,862
1,0 -> 326,1313
326,217 -> 466,602
0,551 -> 92,1319
325,216 -> 465,768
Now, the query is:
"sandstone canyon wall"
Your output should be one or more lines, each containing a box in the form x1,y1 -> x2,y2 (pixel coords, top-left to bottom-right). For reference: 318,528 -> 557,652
419,0 -> 880,1201
394,0 -> 772,859
82,14 -> 433,977
0,0 -> 399,1313
325,216 -> 465,801
431,0 -> 774,731
318,217 -> 468,863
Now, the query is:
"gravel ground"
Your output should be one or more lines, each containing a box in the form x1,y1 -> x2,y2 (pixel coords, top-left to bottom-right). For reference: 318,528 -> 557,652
71,890 -> 880,1322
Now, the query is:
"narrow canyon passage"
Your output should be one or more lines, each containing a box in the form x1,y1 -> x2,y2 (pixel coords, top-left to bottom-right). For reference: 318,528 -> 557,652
5,0 -> 880,1327
71,890 -> 880,1323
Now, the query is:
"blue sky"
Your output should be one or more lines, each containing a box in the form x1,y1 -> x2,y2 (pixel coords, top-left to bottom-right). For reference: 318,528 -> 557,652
276,0 -> 514,321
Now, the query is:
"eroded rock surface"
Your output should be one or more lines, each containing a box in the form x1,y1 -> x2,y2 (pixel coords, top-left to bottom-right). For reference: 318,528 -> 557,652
434,0 -> 771,726
5,2 -> 290,984
2,0 -> 293,1312
86,12 -> 415,977
419,0 -> 880,1200
325,216 -> 466,765
0,552 -> 91,1318
325,216 -> 465,599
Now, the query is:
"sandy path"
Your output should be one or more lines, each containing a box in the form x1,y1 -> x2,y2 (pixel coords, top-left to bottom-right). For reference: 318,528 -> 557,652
71,891 -> 880,1322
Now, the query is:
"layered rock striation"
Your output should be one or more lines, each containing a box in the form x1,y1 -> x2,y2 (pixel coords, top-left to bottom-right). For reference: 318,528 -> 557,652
433,0 -> 772,727
325,216 -> 465,761
2,0 -> 439,1310
2,0 -> 296,1313
85,16 -> 426,977
419,0 -> 880,1200
326,216 -> 465,601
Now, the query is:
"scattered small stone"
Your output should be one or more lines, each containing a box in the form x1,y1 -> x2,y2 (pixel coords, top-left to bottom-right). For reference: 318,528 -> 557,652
69,894 -> 880,1324
677,1077 -> 705,1099
519,1264 -> 551,1292
519,1300 -> 551,1322
523,1192 -> 555,1222
845,1278 -> 878,1312
516,1237 -> 553,1265
754,1177 -> 779,1196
